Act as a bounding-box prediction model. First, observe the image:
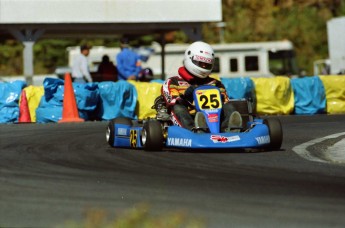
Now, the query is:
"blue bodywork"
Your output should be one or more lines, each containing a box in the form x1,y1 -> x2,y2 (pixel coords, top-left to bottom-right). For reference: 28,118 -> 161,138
111,119 -> 271,149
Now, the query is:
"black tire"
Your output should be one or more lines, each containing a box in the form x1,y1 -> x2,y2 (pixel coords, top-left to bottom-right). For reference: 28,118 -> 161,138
106,117 -> 132,147
264,118 -> 283,150
141,120 -> 163,151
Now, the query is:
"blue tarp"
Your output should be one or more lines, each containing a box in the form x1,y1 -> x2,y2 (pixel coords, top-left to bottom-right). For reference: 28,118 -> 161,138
291,76 -> 326,114
150,79 -> 164,84
97,80 -> 137,120
221,77 -> 255,100
36,78 -> 99,123
0,80 -> 26,123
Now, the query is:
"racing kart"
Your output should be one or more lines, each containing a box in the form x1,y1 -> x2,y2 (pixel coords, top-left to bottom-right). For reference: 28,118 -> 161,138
106,85 -> 283,151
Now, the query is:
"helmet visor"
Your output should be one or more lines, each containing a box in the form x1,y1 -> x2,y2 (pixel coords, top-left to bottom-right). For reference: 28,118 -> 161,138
191,55 -> 213,70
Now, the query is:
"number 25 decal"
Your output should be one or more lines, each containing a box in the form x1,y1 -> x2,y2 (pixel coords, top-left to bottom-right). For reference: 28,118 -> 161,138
196,89 -> 222,110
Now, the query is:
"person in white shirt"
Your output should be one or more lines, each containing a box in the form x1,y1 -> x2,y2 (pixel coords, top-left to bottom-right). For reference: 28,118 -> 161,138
72,45 -> 93,83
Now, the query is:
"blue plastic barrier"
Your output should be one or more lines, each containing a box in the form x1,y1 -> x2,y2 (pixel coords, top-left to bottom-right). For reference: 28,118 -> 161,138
36,78 -> 99,123
0,80 -> 26,123
221,77 -> 255,99
150,79 -> 164,84
97,80 -> 137,120
291,76 -> 326,114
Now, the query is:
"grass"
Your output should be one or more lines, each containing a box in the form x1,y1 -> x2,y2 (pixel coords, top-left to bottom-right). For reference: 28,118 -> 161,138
60,203 -> 206,228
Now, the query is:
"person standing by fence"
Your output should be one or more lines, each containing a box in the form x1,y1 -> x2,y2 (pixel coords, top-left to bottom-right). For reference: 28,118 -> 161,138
116,37 -> 142,80
72,45 -> 93,83
97,55 -> 118,82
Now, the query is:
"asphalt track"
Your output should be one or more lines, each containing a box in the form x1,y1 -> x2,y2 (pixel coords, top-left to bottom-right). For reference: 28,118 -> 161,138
1,115 -> 345,227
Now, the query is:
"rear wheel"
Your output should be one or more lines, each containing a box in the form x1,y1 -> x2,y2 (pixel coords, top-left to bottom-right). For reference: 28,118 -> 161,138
264,118 -> 283,150
141,120 -> 163,151
106,117 -> 132,147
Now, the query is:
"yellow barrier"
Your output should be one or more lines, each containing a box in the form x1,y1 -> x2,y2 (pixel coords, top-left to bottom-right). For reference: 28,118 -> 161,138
21,86 -> 44,122
20,75 -> 344,123
251,77 -> 294,115
319,75 -> 345,114
209,73 -> 220,81
128,81 -> 162,119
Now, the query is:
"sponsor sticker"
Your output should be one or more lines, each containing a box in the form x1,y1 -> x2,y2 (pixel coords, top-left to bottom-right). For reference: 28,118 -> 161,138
117,128 -> 127,136
255,135 -> 270,145
167,138 -> 192,147
171,115 -> 180,126
210,135 -> 240,143
208,113 -> 219,123
194,55 -> 213,63
163,91 -> 171,102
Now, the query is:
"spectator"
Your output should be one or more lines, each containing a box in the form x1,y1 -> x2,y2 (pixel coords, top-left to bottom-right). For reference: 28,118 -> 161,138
138,67 -> 154,82
116,37 -> 142,80
71,45 -> 93,83
97,55 -> 118,82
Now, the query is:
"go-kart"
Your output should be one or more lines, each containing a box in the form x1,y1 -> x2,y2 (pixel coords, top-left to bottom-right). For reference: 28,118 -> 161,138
106,85 -> 283,151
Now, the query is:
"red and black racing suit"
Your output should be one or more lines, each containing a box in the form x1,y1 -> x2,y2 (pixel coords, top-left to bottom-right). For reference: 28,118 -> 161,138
162,66 -> 237,131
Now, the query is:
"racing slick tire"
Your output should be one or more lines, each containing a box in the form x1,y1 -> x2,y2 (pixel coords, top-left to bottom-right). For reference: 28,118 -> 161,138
264,118 -> 283,150
107,117 -> 132,147
141,120 -> 164,151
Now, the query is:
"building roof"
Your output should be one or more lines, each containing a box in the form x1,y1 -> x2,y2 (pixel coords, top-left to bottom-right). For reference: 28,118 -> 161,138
0,0 -> 222,40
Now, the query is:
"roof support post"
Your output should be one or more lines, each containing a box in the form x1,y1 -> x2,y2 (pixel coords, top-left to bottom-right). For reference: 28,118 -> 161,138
160,33 -> 166,80
9,28 -> 45,84
23,41 -> 34,79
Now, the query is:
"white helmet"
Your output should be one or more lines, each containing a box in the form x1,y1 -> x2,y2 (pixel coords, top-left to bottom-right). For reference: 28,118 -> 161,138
183,41 -> 215,78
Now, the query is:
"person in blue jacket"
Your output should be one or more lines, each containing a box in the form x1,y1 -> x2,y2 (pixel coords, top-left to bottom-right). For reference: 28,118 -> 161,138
116,37 -> 142,80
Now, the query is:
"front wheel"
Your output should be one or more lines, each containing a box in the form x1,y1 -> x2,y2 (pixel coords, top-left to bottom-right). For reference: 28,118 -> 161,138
141,120 -> 163,151
106,117 -> 132,147
264,118 -> 283,150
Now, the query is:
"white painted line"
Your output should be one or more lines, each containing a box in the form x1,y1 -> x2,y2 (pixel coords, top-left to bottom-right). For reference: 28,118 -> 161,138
292,132 -> 345,164
326,138 -> 345,164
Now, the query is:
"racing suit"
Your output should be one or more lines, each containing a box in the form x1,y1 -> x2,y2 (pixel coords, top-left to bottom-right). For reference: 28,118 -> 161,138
162,66 -> 237,131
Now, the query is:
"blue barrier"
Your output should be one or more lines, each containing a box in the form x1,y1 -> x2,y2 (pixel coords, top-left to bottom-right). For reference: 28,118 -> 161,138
0,80 -> 26,123
291,76 -> 326,114
97,81 -> 137,120
221,77 -> 255,100
36,78 -> 99,123
150,79 -> 164,84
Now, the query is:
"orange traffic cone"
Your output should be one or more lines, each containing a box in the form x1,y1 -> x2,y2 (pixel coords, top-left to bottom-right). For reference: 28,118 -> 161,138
18,89 -> 32,123
58,73 -> 84,123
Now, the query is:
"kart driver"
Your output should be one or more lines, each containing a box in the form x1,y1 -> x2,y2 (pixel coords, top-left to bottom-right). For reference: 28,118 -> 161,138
161,41 -> 242,132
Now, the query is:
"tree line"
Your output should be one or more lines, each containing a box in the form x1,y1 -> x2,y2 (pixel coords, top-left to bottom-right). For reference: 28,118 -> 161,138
0,0 -> 344,76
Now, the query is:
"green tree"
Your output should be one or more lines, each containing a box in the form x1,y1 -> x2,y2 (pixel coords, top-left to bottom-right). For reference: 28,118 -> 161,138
203,0 -> 344,74
0,40 -> 23,75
